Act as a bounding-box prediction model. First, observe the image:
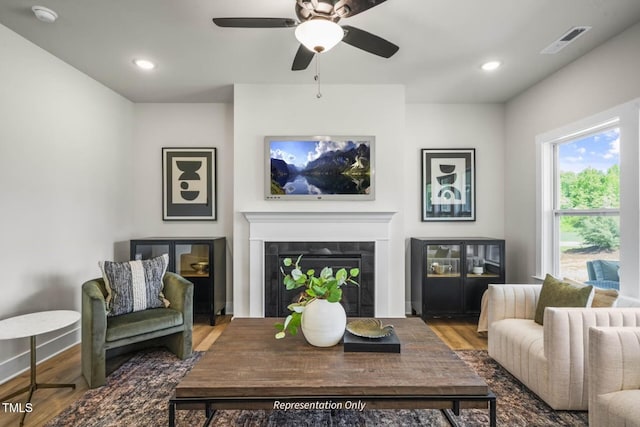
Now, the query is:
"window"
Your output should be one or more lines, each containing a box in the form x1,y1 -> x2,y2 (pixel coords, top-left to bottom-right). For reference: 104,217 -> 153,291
537,99 -> 640,297
554,127 -> 620,282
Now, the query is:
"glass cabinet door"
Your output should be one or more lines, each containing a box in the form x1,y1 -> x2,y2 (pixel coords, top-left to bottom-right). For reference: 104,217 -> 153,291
131,243 -> 170,261
175,243 -> 210,278
466,243 -> 502,278
426,244 -> 462,278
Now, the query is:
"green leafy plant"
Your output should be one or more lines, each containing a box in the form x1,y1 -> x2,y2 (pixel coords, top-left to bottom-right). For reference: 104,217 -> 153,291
274,255 -> 360,339
578,216 -> 620,251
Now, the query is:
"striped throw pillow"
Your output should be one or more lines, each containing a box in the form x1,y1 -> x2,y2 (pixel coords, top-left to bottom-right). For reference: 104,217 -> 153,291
99,254 -> 170,316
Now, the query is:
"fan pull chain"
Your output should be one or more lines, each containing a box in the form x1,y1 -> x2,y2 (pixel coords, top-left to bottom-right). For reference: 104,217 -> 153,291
314,54 -> 322,99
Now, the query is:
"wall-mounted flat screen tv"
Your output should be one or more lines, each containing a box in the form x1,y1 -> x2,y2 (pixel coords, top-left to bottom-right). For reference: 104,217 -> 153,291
265,136 -> 374,200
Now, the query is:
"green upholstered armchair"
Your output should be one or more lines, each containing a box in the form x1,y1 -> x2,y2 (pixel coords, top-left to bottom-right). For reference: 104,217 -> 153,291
81,272 -> 193,388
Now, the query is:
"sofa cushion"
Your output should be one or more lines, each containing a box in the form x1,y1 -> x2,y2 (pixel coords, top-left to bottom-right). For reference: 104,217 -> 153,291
534,274 -> 593,325
99,254 -> 170,316
563,277 -> 618,307
489,318 -> 547,398
595,390 -> 640,427
105,308 -> 183,342
592,288 -> 619,307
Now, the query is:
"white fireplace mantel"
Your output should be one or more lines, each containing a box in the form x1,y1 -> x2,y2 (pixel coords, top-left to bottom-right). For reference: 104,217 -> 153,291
243,211 -> 396,224
242,211 -> 397,317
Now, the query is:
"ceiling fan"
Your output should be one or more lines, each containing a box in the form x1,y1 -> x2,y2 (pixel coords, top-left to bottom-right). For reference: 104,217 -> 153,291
212,0 -> 399,71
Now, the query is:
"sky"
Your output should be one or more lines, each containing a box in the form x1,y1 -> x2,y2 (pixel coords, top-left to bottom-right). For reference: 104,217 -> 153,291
269,139 -> 360,168
558,127 -> 620,173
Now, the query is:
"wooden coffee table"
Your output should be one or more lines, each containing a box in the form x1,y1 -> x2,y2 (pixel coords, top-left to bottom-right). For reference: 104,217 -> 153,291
169,317 -> 495,426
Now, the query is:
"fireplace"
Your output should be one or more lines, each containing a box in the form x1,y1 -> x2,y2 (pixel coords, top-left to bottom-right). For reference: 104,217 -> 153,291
242,211 -> 398,317
264,241 -> 375,317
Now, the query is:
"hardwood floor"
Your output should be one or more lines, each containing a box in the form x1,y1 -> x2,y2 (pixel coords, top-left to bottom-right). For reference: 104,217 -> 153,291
426,316 -> 488,350
0,315 -> 485,427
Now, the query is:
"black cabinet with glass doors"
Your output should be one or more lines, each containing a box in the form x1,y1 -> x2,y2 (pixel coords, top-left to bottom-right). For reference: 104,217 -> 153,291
410,238 -> 505,318
130,237 -> 226,325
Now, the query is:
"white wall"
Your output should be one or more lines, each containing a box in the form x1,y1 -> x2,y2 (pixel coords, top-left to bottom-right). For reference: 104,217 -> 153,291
505,22 -> 640,286
404,104 -> 506,311
233,84 -> 406,317
0,24 -> 133,381
404,104 -> 505,238
132,104 -> 235,305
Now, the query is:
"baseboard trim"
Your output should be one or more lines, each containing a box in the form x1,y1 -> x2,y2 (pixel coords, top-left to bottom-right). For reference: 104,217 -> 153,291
0,327 -> 80,385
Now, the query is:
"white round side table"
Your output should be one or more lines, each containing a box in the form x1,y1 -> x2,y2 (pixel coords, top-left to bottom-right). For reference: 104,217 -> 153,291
0,310 -> 80,426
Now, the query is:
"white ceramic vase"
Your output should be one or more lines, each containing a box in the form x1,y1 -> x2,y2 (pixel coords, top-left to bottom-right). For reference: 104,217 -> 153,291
301,298 -> 347,347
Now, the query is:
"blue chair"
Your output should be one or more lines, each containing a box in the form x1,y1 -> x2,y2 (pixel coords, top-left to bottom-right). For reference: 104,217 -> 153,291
585,260 -> 620,290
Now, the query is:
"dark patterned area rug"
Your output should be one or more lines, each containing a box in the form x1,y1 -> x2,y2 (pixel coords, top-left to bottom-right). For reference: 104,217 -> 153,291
46,349 -> 588,427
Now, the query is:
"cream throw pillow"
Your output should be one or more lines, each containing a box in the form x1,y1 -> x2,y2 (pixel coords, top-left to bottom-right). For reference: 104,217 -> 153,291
563,277 -> 618,307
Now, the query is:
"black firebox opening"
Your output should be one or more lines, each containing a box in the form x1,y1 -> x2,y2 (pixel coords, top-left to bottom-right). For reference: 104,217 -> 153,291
264,241 -> 375,318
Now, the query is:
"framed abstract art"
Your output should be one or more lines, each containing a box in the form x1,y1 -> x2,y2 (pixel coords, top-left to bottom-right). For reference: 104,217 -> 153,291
162,147 -> 217,221
421,148 -> 475,221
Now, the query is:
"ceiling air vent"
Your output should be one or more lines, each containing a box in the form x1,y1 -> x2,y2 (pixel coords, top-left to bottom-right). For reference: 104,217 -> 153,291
541,26 -> 592,54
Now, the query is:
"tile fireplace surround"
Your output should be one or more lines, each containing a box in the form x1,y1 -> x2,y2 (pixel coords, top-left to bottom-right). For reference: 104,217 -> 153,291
242,211 -> 398,317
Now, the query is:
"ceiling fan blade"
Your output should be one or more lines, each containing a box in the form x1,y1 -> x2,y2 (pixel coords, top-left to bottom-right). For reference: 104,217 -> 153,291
212,17 -> 297,28
339,0 -> 388,18
292,44 -> 315,71
341,25 -> 399,58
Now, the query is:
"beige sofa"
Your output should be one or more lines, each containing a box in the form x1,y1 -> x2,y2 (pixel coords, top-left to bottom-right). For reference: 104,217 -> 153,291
486,284 -> 640,410
588,326 -> 640,427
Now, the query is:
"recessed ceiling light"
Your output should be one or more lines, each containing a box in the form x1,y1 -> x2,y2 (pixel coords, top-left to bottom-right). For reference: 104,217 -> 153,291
481,60 -> 501,71
32,6 -> 58,23
133,59 -> 156,70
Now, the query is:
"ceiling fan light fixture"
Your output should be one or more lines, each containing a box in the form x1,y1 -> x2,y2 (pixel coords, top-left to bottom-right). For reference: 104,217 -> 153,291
295,18 -> 344,53
481,60 -> 501,71
133,59 -> 156,70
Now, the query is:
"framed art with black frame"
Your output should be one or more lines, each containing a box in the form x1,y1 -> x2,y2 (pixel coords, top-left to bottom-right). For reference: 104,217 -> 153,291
162,147 -> 217,221
421,148 -> 475,221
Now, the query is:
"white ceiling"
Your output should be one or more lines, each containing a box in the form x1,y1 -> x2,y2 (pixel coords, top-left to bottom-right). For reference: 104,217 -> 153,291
1,0 -> 639,103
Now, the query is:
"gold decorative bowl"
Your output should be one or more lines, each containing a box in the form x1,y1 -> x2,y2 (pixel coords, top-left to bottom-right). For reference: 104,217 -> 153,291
190,262 -> 209,274
346,319 -> 394,338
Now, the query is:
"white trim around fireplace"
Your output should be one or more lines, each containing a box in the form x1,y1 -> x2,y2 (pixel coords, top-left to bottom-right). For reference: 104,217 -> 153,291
243,211 -> 397,317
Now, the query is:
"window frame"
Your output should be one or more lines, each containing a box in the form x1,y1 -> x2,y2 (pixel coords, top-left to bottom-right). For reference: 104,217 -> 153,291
551,124 -> 620,278
536,98 -> 640,299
